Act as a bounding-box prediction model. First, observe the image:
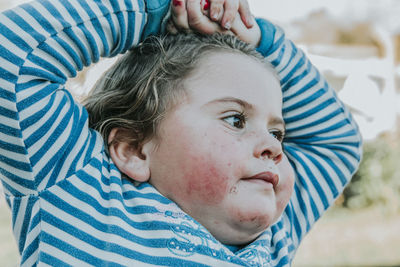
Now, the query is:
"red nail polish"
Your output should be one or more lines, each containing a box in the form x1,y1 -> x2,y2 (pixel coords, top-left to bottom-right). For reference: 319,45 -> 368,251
204,0 -> 210,10
173,0 -> 182,7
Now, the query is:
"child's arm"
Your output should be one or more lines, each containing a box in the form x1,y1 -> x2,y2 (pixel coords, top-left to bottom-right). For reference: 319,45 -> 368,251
0,0 -> 168,196
255,19 -> 362,246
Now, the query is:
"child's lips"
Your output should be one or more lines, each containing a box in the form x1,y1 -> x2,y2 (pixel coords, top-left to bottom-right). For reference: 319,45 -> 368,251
243,172 -> 279,188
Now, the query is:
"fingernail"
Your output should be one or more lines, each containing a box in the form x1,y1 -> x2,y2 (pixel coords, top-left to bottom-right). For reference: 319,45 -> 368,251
247,17 -> 254,26
204,0 -> 210,10
173,0 -> 182,7
224,22 -> 231,30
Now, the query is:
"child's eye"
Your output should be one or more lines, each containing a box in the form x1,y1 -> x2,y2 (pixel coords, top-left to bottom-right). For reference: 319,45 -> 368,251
222,113 -> 246,129
270,129 -> 285,142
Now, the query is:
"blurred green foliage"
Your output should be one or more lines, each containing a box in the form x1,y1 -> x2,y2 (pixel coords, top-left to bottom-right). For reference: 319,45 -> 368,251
343,132 -> 400,213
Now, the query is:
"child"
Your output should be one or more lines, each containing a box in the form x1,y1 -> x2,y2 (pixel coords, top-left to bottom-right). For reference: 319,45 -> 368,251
0,0 -> 362,266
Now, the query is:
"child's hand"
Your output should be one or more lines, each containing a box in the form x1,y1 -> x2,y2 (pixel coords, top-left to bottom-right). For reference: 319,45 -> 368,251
169,0 -> 252,32
229,11 -> 260,46
168,0 -> 261,46
201,0 -> 253,30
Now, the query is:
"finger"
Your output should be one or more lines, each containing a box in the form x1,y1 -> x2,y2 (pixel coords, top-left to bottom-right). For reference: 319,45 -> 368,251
170,0 -> 190,30
220,0 -> 239,30
203,0 -> 209,10
230,13 -> 246,38
209,0 -> 224,22
186,0 -> 221,34
202,0 -> 210,14
230,12 -> 260,46
238,0 -> 253,28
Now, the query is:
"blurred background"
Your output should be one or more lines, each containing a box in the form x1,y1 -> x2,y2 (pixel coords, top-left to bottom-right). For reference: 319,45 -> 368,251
1,0 -> 400,266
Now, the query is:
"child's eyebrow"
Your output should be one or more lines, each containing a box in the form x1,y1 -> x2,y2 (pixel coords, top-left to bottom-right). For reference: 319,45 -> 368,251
270,117 -> 286,130
205,97 -> 253,110
205,97 -> 286,129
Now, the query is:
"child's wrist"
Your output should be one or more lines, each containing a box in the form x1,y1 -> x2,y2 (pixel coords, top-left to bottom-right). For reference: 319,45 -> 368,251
255,18 -> 276,57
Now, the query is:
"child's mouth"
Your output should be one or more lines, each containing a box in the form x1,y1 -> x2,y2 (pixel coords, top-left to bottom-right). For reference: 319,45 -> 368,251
243,172 -> 279,188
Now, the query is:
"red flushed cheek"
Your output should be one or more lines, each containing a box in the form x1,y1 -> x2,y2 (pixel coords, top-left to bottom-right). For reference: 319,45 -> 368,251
181,156 -> 230,205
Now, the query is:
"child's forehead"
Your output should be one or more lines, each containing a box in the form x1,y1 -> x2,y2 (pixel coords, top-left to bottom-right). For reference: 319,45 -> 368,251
197,50 -> 263,68
180,52 -> 283,115
191,51 -> 277,83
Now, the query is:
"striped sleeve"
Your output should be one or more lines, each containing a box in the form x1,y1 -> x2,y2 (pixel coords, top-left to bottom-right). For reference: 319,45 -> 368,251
256,19 -> 363,246
0,0 -> 152,197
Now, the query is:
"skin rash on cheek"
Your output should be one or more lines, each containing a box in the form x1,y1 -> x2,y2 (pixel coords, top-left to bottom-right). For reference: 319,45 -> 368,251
182,155 -> 231,205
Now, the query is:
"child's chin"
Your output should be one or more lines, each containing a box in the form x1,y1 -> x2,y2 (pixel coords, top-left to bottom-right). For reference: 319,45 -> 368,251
233,210 -> 275,231
221,219 -> 271,245
221,227 -> 267,246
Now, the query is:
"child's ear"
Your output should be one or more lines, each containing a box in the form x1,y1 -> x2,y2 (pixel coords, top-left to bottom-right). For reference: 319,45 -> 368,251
108,128 -> 151,182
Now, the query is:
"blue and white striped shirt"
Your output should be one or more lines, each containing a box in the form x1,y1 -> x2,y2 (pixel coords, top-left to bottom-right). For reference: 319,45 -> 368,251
0,0 -> 362,266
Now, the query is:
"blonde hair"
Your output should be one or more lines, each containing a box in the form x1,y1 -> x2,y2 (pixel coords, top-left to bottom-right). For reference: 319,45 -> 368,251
84,33 -> 274,150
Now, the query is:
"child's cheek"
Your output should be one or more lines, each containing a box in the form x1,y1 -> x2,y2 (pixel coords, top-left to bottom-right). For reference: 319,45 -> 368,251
276,155 -> 295,208
181,155 -> 231,205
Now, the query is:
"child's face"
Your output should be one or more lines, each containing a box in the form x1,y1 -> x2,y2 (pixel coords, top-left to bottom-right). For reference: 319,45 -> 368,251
146,52 -> 295,245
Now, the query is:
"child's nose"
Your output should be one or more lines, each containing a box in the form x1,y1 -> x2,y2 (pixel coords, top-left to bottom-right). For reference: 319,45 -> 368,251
253,133 -> 283,164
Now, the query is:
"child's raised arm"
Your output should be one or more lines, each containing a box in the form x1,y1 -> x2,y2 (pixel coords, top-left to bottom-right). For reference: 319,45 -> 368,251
255,19 -> 362,248
0,0 -> 170,195
0,0 -> 170,259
